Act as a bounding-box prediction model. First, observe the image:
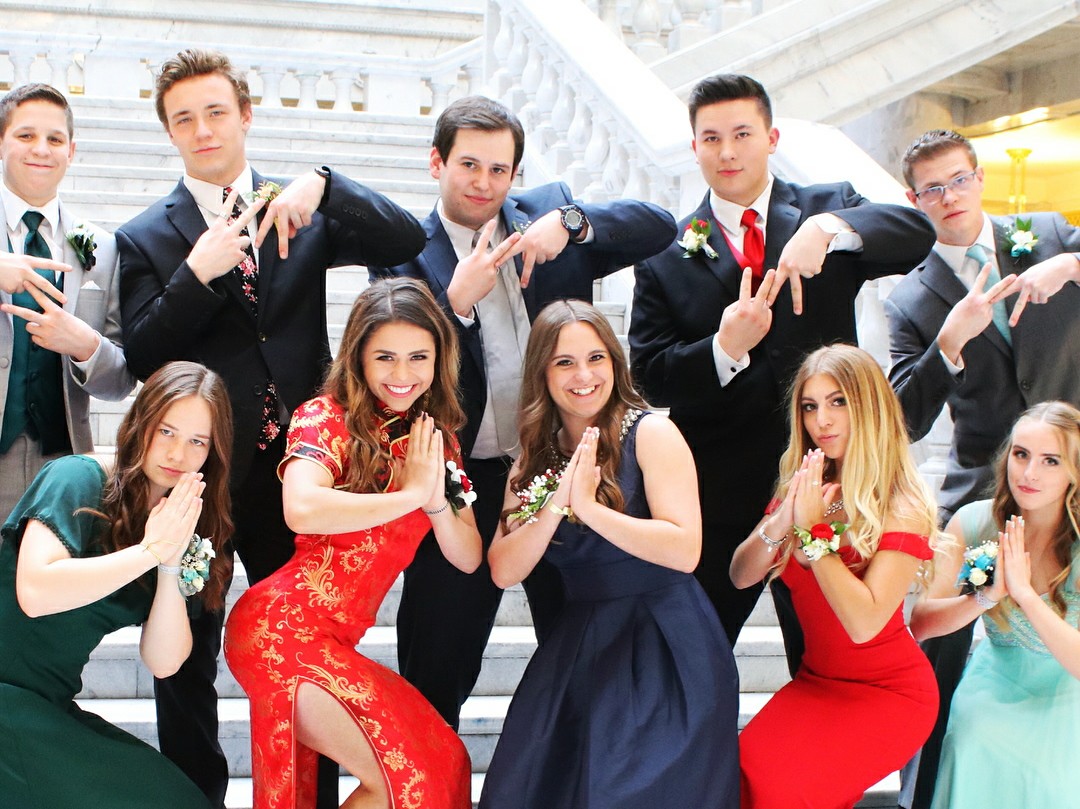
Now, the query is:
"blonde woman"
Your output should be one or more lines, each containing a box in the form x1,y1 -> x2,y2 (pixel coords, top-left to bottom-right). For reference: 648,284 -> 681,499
731,344 -> 941,808
910,401 -> 1080,809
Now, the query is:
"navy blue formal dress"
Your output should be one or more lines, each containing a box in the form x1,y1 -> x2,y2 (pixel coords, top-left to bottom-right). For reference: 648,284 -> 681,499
479,416 -> 740,808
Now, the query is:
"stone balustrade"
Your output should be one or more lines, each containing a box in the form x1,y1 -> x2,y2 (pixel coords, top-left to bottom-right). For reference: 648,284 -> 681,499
0,32 -> 483,116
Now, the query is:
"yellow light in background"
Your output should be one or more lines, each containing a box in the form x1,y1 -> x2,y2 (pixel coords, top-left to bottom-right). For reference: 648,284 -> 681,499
1007,147 -> 1032,214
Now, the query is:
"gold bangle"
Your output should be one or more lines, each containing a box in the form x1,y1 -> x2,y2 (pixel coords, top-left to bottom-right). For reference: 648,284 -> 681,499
548,503 -> 573,519
141,542 -> 165,564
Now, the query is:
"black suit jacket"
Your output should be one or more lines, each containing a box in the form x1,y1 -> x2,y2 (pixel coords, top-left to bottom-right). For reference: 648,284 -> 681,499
117,168 -> 425,484
885,211 -> 1080,519
370,181 -> 676,456
630,180 -> 935,531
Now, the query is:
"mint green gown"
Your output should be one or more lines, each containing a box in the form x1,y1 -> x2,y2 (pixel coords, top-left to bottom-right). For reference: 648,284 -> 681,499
932,499 -> 1080,808
0,455 -> 212,809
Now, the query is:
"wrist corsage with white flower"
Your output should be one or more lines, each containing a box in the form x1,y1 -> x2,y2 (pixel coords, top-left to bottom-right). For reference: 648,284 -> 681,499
956,539 -> 998,595
178,533 -> 215,597
65,223 -> 97,271
794,521 -> 847,561
1004,218 -> 1038,257
444,460 -> 477,515
678,218 -> 719,259
509,468 -> 564,525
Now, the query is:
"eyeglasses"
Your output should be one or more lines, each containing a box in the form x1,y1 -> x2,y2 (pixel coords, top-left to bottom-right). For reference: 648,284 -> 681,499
913,171 -> 979,205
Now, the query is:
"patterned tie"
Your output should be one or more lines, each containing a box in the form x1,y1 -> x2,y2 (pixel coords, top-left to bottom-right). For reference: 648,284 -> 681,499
741,208 -> 765,293
965,244 -> 1012,346
222,187 -> 281,450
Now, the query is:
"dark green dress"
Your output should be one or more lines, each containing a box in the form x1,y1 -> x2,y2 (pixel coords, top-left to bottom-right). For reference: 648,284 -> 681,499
0,455 -> 213,809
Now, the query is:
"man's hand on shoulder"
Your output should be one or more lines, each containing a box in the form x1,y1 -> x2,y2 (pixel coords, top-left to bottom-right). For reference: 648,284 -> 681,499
1009,252 -> 1080,325
254,169 -> 327,259
446,218 -> 522,317
770,217 -> 831,315
937,263 -> 1019,364
187,189 -> 266,286
717,267 -> 776,360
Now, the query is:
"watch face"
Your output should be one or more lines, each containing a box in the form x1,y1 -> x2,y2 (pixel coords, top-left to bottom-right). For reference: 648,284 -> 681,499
563,207 -> 584,229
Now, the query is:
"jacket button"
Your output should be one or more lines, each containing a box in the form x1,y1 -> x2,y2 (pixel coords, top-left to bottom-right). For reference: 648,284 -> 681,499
254,384 -> 264,396
1020,380 -> 1032,391
258,332 -> 268,342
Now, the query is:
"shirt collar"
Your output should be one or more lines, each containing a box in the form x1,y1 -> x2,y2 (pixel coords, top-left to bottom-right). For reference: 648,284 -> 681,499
2,181 -> 61,241
436,198 -> 507,261
183,164 -> 254,219
709,174 -> 774,238
932,213 -> 995,277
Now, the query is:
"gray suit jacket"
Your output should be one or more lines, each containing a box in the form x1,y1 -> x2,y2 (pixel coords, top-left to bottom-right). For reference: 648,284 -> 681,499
885,212 -> 1080,519
0,198 -> 135,454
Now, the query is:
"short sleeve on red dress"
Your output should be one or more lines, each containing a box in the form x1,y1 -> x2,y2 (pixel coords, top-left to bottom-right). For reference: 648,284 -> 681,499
276,396 -> 350,485
877,531 -> 933,561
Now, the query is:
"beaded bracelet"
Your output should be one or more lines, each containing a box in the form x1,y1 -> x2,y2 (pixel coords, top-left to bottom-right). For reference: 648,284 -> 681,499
422,501 -> 449,516
158,564 -> 181,577
758,525 -> 785,549
973,589 -> 999,610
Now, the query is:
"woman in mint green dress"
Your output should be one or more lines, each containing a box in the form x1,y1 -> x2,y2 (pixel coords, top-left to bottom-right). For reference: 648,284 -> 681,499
0,361 -> 233,809
911,401 -> 1080,808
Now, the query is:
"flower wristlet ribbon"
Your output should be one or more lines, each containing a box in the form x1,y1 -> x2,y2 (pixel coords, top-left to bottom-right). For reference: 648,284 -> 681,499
794,521 -> 847,561
509,468 -> 564,525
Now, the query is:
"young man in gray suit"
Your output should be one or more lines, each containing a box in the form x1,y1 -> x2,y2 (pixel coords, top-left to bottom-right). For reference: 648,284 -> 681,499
887,128 -> 1080,809
0,83 -> 134,519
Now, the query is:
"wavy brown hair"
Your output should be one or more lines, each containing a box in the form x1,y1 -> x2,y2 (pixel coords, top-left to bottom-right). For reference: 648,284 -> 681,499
508,300 -> 649,522
771,345 -> 941,579
989,401 -> 1080,621
100,361 -> 233,611
322,278 -> 464,493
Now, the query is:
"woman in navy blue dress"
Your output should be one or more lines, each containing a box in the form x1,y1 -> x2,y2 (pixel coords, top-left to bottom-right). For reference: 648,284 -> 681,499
480,300 -> 739,809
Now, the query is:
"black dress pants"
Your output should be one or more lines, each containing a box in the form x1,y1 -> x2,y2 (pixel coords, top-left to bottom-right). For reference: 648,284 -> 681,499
396,454 -> 565,729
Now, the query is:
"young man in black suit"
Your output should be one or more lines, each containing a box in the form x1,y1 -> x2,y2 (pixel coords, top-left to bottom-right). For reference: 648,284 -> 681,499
370,95 -> 676,731
116,48 -> 424,808
629,74 -> 935,664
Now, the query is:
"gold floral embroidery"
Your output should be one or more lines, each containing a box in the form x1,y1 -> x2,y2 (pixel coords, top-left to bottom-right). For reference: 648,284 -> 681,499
298,546 -> 343,609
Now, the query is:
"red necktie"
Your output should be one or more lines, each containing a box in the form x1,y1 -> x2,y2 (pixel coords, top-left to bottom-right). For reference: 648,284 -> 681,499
741,208 -> 765,292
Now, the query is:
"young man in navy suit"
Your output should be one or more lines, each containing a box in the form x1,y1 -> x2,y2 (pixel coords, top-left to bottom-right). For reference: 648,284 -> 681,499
370,95 -> 676,731
887,128 -> 1080,809
116,48 -> 424,808
629,74 -> 935,664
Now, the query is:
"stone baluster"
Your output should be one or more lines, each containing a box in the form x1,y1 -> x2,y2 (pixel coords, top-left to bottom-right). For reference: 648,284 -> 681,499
330,69 -> 356,112
295,68 -> 322,110
45,51 -> 74,94
426,73 -> 457,115
531,48 -> 560,149
601,137 -> 629,200
258,67 -> 285,109
502,19 -> 529,111
548,75 -> 577,174
563,88 -> 592,187
489,4 -> 515,98
622,153 -> 650,202
647,166 -> 677,210
631,0 -> 667,63
597,0 -> 625,42
669,0 -> 709,50
517,31 -> 544,133
8,48 -> 36,87
582,106 -> 612,203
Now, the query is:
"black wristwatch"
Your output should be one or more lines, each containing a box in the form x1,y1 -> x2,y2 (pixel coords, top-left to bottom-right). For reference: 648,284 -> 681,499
314,165 -> 332,208
559,204 -> 588,242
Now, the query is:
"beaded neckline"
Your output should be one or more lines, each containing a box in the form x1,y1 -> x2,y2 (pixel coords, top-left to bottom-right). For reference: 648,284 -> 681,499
549,408 -> 646,464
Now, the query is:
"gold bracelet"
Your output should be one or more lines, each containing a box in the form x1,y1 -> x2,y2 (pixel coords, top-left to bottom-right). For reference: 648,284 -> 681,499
141,542 -> 165,564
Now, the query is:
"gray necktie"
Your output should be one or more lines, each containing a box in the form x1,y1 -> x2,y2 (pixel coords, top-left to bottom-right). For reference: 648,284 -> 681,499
473,229 -> 530,455
966,244 -> 1012,346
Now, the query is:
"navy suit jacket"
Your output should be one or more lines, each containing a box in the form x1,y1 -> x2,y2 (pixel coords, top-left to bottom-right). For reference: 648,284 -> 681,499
369,181 -> 676,457
630,180 -> 935,532
885,211 -> 1080,519
117,168 -> 425,484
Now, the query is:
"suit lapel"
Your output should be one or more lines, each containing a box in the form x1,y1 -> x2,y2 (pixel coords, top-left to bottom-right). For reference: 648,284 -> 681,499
921,249 -> 1011,358
251,168 -> 277,314
501,197 -> 538,314
684,194 -> 742,301
56,200 -> 84,316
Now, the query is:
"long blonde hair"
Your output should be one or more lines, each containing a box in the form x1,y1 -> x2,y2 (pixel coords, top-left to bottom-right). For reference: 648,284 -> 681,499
989,401 -> 1080,620
507,300 -> 649,521
772,345 -> 940,576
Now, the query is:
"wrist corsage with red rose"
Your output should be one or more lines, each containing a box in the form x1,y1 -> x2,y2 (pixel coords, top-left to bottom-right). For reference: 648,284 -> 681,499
794,521 -> 848,561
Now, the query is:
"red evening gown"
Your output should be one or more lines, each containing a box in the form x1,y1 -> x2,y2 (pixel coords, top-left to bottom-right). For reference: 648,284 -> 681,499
224,396 -> 471,809
739,532 -> 938,809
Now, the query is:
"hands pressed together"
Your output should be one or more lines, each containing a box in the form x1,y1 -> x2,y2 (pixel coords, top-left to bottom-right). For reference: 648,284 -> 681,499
545,427 -> 603,524
395,413 -> 449,514
141,472 -> 205,569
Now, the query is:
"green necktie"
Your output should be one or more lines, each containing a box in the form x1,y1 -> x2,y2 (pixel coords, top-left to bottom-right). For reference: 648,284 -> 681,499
22,210 -> 52,260
965,243 -> 1011,346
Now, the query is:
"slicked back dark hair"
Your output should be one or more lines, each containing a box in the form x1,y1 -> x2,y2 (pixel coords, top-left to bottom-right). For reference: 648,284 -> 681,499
432,95 -> 525,171
0,83 -> 73,139
688,74 -> 772,131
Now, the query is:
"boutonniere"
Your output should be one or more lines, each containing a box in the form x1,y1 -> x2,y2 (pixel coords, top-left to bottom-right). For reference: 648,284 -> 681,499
245,180 -> 283,206
65,223 -> 97,271
677,218 -> 718,259
1004,218 -> 1038,258
444,460 -> 477,515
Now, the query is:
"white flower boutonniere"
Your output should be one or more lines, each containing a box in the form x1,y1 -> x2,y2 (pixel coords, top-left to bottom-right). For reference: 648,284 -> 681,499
1004,218 -> 1039,258
245,180 -> 283,206
65,223 -> 97,271
678,218 -> 718,259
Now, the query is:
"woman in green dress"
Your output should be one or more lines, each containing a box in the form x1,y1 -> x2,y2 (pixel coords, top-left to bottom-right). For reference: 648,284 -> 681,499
0,360 -> 233,809
911,401 -> 1080,808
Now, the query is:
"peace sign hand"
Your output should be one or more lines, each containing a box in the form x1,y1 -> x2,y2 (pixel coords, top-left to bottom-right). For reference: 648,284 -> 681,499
187,189 -> 266,286
0,251 -> 69,303
0,282 -> 101,362
445,218 -> 522,317
937,263 -> 1019,364
716,267 -> 776,360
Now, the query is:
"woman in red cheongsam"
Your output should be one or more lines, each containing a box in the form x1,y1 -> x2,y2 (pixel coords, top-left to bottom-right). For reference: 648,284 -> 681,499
225,278 -> 480,809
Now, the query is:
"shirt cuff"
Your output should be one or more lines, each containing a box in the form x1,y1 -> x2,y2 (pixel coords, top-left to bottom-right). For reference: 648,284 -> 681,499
939,349 -> 964,375
70,335 -> 104,383
456,310 -> 476,328
713,334 -> 749,386
812,213 -> 863,254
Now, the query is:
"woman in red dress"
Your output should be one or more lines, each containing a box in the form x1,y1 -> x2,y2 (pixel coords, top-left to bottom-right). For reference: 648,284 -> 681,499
225,278 -> 480,809
731,344 -> 942,808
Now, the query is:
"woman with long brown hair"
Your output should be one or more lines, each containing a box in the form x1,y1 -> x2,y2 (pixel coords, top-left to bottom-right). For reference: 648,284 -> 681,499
479,299 -> 739,809
0,360 -> 232,808
225,278 -> 479,809
910,401 -> 1080,808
